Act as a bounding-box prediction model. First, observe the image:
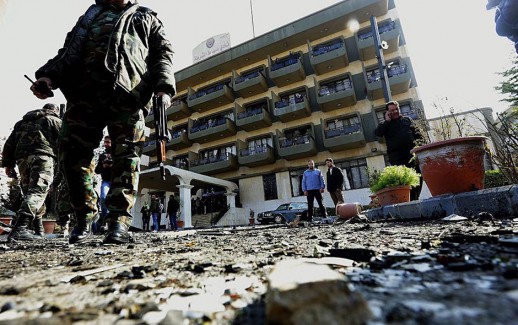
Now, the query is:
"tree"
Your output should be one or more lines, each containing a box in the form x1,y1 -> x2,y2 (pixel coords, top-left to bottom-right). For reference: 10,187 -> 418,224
495,57 -> 518,106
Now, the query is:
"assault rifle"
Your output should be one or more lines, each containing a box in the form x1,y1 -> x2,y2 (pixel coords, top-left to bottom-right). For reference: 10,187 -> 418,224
152,95 -> 171,180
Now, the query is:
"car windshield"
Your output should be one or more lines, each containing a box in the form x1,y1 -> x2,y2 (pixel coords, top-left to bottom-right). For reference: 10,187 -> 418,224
275,204 -> 290,211
289,203 -> 307,210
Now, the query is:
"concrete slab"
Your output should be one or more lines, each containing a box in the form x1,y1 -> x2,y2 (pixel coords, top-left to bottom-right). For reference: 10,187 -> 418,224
364,185 -> 518,221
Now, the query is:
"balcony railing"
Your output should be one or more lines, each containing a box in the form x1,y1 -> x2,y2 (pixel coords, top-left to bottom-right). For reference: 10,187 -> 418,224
279,135 -> 311,148
240,144 -> 270,156
237,106 -> 263,119
271,53 -> 300,71
275,95 -> 305,109
188,84 -> 224,101
190,117 -> 227,134
318,79 -> 353,96
367,64 -> 408,83
235,71 -> 261,85
357,21 -> 396,40
324,124 -> 361,138
312,39 -> 344,57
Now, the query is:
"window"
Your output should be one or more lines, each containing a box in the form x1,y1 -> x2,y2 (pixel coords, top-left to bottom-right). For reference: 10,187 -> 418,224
289,168 -> 306,197
263,173 -> 278,200
336,158 -> 369,190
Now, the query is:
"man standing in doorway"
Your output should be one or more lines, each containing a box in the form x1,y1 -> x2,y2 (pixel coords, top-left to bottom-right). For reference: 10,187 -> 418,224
150,195 -> 162,232
302,160 -> 326,222
375,100 -> 423,200
140,201 -> 150,231
167,194 -> 180,231
325,158 -> 344,207
94,135 -> 112,230
30,0 -> 175,244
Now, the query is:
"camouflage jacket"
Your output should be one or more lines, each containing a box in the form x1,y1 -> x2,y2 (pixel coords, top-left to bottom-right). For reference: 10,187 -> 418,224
35,2 -> 175,113
2,109 -> 62,168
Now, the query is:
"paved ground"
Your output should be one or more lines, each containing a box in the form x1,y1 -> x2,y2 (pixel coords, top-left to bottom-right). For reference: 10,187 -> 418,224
0,216 -> 517,324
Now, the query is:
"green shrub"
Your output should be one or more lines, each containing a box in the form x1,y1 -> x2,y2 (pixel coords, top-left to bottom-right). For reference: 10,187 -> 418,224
369,165 -> 421,193
484,169 -> 512,188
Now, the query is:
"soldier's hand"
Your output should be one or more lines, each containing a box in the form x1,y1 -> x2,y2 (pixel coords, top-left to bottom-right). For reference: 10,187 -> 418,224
156,92 -> 171,108
31,77 -> 53,99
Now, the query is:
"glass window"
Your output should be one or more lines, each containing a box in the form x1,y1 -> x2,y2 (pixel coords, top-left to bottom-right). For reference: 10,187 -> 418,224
263,173 -> 278,201
289,168 -> 306,197
336,158 -> 369,190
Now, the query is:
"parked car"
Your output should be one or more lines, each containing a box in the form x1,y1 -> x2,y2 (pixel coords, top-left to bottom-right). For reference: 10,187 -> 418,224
257,202 -> 308,224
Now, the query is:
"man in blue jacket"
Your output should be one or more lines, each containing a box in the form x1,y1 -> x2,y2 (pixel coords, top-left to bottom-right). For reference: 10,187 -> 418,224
302,160 -> 327,221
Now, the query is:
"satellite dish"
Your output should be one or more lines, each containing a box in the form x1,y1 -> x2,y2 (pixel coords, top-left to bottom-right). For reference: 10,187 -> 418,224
380,40 -> 389,50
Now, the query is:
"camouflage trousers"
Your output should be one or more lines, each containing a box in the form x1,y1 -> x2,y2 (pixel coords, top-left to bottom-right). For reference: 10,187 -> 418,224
16,154 -> 55,221
59,90 -> 145,226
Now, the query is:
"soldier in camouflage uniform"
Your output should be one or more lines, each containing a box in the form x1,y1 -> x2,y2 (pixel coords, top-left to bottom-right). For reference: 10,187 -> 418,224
30,0 -> 175,244
2,104 -> 62,241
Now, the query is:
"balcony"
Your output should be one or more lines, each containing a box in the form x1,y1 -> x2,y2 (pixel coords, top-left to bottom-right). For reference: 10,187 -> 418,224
268,53 -> 306,88
232,70 -> 268,98
189,153 -> 238,175
316,77 -> 356,112
322,122 -> 366,152
188,117 -> 237,144
142,140 -> 157,156
273,92 -> 311,123
357,20 -> 400,61
238,144 -> 275,167
187,83 -> 235,113
309,38 -> 349,75
167,130 -> 191,150
235,102 -> 272,132
277,135 -> 317,160
167,98 -> 191,121
366,60 -> 412,100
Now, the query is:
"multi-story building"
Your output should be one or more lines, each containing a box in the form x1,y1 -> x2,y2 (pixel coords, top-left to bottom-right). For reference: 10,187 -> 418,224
137,0 -> 425,226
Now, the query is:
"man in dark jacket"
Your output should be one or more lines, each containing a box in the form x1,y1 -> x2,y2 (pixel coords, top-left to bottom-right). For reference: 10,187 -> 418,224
167,194 -> 180,231
30,0 -> 175,244
375,100 -> 423,200
325,158 -> 344,207
2,104 -> 61,241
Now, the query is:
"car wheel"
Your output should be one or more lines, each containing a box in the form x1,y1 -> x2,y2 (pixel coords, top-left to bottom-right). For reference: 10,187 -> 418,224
274,215 -> 284,224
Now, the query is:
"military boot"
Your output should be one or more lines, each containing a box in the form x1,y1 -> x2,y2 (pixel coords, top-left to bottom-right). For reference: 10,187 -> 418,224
32,217 -> 45,238
103,215 -> 132,244
69,214 -> 99,245
8,214 -> 42,242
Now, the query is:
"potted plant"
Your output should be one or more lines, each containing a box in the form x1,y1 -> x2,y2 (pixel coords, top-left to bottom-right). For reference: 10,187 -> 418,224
411,136 -> 488,196
368,166 -> 421,207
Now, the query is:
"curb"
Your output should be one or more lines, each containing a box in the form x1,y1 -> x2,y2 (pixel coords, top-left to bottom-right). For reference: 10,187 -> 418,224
364,185 -> 518,221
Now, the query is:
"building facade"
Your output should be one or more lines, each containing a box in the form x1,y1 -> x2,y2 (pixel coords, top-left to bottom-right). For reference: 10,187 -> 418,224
138,0 -> 425,219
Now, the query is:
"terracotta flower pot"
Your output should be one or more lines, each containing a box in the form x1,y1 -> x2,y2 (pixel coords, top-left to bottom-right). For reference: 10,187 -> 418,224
177,220 -> 184,229
375,185 -> 411,206
0,216 -> 12,226
411,136 -> 487,196
336,202 -> 362,220
0,216 -> 13,235
42,219 -> 56,234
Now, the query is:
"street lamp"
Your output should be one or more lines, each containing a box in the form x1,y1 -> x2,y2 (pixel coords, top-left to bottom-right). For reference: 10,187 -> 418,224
370,15 -> 392,102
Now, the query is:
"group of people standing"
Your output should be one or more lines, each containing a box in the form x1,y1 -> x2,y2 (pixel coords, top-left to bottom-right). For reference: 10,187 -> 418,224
2,0 -> 175,244
302,100 -> 423,220
140,194 -> 180,232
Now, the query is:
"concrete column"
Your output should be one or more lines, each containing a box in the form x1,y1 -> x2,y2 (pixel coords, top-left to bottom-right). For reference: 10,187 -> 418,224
177,184 -> 194,228
225,192 -> 237,208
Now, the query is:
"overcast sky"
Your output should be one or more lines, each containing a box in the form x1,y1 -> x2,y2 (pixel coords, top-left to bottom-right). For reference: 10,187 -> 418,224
0,0 -> 514,137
